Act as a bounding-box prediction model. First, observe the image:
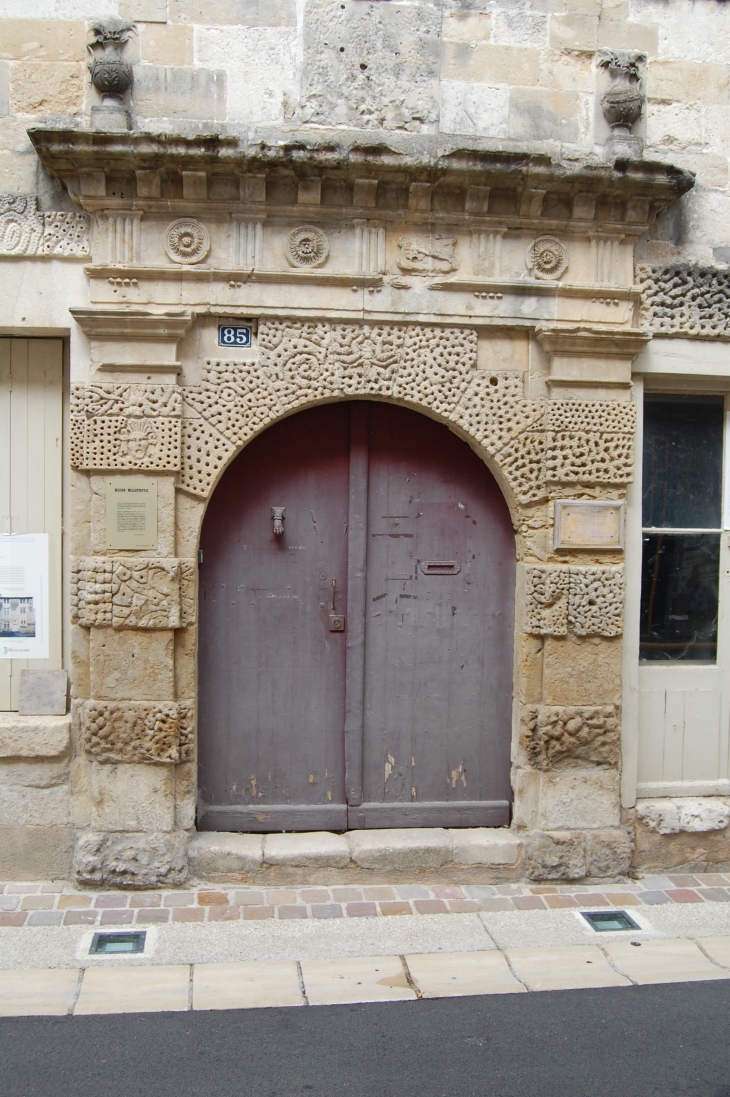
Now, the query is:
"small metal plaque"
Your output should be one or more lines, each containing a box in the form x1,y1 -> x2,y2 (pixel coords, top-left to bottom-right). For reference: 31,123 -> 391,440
218,323 -> 253,348
105,478 -> 157,550
421,561 -> 461,575
329,614 -> 345,631
554,500 -> 624,551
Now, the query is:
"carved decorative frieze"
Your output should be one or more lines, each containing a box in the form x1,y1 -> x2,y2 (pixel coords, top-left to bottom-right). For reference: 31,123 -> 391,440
525,566 -> 624,636
521,705 -> 620,769
82,700 -> 194,764
527,236 -> 569,280
397,235 -> 459,274
71,557 -> 196,628
165,218 -> 210,264
70,384 -> 182,470
285,225 -> 329,267
0,195 -> 89,257
637,264 -> 730,337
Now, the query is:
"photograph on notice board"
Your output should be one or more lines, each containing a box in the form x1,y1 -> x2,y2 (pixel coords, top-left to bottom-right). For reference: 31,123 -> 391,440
0,535 -> 49,659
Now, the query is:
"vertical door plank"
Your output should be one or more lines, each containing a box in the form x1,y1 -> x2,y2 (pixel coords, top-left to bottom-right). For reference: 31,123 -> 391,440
682,689 -> 722,781
637,689 -> 668,785
7,339 -> 29,708
344,403 -> 369,807
0,341 -> 11,709
662,690 -> 686,782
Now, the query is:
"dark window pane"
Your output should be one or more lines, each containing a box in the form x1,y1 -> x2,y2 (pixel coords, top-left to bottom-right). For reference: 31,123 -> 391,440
642,395 -> 724,528
640,533 -> 720,662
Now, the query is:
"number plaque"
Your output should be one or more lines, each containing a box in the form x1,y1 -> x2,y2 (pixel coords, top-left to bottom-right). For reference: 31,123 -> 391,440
218,324 -> 253,348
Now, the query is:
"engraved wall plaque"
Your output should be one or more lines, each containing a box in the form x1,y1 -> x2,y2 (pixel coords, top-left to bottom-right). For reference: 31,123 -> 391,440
105,478 -> 158,550
554,499 -> 625,550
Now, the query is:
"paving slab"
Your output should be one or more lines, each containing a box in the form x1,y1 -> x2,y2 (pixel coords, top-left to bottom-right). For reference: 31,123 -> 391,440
697,936 -> 730,970
505,946 -> 632,991
74,964 -> 190,1014
193,961 -> 303,1010
603,939 -> 730,985
0,968 -> 79,1016
301,955 -> 417,1005
405,950 -> 525,997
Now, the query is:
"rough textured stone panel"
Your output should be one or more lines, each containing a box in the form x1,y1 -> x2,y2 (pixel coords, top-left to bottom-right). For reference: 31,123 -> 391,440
521,705 -> 620,769
178,415 -> 236,497
546,431 -> 633,484
454,371 -> 543,455
71,385 -> 182,471
302,0 -> 440,131
496,431 -> 547,504
524,566 -> 569,635
525,567 -> 624,637
584,827 -> 634,877
183,359 -> 279,444
71,557 -> 195,629
526,830 -> 586,881
73,830 -> 188,888
545,401 -> 636,434
0,195 -> 89,257
636,798 -> 730,835
638,263 -> 730,337
82,700 -> 193,764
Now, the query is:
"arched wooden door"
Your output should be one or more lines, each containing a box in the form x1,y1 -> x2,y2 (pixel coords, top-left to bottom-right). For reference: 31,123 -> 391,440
198,402 -> 515,831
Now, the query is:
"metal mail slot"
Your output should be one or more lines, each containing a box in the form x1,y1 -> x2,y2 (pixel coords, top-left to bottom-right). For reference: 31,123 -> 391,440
421,560 -> 461,575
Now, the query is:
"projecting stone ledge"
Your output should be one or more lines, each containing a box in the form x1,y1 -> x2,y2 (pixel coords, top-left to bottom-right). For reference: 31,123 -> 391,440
0,713 -> 71,759
188,827 -> 525,884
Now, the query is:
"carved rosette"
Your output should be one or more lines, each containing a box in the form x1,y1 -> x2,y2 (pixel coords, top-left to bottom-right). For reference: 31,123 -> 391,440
285,225 -> 329,268
527,236 -> 569,280
165,218 -> 210,264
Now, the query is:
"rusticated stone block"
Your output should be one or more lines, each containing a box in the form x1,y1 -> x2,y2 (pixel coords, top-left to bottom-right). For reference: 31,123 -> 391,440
82,700 -> 194,764
521,705 -> 620,770
71,557 -> 196,629
524,566 -> 624,637
584,828 -> 634,878
74,830 -> 188,888
636,798 -> 730,835
526,829 -> 586,881
638,263 -> 730,338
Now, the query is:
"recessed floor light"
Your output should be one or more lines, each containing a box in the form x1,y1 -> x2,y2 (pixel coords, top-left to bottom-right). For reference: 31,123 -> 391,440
580,910 -> 640,933
90,931 -> 146,955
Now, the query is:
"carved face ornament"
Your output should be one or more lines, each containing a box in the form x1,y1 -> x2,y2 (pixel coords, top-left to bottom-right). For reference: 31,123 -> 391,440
119,417 -> 157,459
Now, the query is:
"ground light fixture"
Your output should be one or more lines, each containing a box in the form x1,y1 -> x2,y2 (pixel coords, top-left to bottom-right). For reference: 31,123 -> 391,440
580,910 -> 641,932
90,931 -> 146,955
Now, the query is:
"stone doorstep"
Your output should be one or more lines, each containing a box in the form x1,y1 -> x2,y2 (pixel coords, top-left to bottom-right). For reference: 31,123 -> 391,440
0,713 -> 71,759
187,828 -> 526,882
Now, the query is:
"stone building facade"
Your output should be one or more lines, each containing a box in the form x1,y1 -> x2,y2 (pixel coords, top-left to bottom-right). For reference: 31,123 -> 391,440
1,0 -> 729,886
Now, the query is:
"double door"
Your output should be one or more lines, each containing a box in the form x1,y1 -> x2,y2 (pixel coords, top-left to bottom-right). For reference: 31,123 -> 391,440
198,401 -> 515,830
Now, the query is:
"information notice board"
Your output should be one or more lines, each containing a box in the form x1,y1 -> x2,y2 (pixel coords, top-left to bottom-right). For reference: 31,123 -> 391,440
105,478 -> 158,550
0,534 -> 50,659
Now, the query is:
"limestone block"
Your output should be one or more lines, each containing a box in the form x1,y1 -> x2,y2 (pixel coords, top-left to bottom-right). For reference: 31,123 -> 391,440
89,628 -> 175,701
549,14 -> 598,52
543,636 -> 622,706
169,0 -> 296,25
646,102 -> 704,153
509,89 -> 583,143
71,384 -> 182,471
0,62 -> 8,117
441,43 -> 539,86
439,82 -> 509,139
119,0 -> 168,21
131,65 -> 227,122
174,761 -> 196,831
82,700 -> 193,764
91,763 -> 176,832
9,61 -> 85,115
302,0 -> 440,131
585,827 -> 634,877
493,11 -> 547,47
514,768 -> 620,830
188,832 -> 264,875
636,798 -> 730,835
175,628 -> 197,700
175,490 -> 205,557
596,20 -> 658,55
0,759 -> 69,788
442,11 -> 492,43
72,557 -> 195,629
526,830 -> 586,881
0,713 -> 70,759
347,828 -> 452,870
263,831 -> 351,869
70,625 -> 90,701
514,635 -> 544,705
0,19 -> 87,61
648,60 -> 729,105
74,830 -> 188,888
0,785 -> 70,826
70,470 -> 91,555
537,51 -> 594,94
18,669 -> 68,716
523,567 -> 624,638
0,825 -> 73,880
448,828 -> 523,866
139,24 -> 194,66
521,705 -> 620,769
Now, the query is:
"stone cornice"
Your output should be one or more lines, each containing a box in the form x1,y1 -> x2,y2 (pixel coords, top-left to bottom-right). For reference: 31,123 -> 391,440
69,307 -> 193,340
27,128 -> 694,234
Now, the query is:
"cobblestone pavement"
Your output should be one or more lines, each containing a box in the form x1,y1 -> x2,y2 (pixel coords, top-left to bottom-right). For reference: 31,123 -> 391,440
1,873 -> 730,928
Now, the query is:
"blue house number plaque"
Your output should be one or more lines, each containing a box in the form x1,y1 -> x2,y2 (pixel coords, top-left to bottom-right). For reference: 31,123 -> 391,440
218,324 -> 253,348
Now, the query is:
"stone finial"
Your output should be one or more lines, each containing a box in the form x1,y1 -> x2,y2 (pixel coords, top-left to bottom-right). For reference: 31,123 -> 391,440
597,48 -> 646,162
87,18 -> 136,133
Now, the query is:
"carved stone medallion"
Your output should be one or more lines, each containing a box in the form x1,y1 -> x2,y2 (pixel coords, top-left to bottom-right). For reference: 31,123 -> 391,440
397,235 -> 459,275
527,236 -> 569,280
285,225 -> 329,267
165,218 -> 210,264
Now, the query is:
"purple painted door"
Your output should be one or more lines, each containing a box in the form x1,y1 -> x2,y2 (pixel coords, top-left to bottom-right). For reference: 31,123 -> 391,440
198,402 -> 515,831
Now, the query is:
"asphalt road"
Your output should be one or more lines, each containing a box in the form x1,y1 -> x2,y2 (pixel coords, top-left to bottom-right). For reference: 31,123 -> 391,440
1,982 -> 729,1097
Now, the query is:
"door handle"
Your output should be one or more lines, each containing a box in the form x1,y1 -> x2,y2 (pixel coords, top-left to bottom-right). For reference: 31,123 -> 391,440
271,507 -> 286,536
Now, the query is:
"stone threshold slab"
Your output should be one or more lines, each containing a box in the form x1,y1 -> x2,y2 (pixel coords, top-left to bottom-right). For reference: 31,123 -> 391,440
1,936 -> 729,1017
